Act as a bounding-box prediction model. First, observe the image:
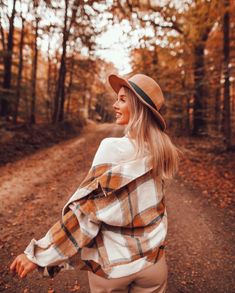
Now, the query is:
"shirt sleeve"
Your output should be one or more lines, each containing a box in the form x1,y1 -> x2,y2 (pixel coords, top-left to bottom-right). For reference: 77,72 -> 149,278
23,139 -> 114,272
23,137 -> 132,278
24,197 -> 101,277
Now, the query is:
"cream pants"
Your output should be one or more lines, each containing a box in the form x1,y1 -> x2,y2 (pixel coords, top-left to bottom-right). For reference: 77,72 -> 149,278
88,253 -> 168,293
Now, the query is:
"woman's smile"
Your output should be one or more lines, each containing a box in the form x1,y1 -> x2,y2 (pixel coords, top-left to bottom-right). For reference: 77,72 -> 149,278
115,112 -> 122,118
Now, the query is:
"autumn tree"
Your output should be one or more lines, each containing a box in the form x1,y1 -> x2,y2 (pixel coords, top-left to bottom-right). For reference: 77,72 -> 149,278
0,0 -> 17,118
30,0 -> 40,124
13,8 -> 26,124
51,0 -> 103,123
111,0 -> 223,135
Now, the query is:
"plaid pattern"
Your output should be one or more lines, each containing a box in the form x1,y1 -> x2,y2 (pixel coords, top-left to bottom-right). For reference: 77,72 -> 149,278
24,138 -> 167,279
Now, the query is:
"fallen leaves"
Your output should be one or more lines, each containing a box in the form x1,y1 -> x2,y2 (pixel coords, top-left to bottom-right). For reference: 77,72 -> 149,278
176,136 -> 235,209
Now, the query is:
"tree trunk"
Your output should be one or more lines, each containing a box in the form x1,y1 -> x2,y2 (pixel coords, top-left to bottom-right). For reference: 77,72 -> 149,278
192,43 -> 207,135
53,0 -> 69,123
1,0 -> 16,117
66,56 -> 75,119
223,0 -> 231,149
13,16 -> 25,124
58,57 -> 67,122
30,17 -> 39,124
47,47 -> 52,122
213,58 -> 223,132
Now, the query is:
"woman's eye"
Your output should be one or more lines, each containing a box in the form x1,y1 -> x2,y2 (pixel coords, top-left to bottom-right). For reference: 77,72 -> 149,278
116,97 -> 125,102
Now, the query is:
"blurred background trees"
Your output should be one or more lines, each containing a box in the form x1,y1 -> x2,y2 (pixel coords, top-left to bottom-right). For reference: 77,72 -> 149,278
0,0 -> 117,127
0,0 -> 234,149
111,0 -> 235,149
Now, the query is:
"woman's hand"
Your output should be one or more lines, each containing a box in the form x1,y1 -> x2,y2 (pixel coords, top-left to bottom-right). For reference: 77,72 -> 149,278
10,254 -> 38,278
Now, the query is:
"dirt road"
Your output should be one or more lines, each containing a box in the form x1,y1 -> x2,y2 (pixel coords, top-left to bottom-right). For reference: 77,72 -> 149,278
0,122 -> 234,292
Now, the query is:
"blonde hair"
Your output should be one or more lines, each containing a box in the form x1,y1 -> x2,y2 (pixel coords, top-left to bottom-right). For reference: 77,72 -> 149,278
123,86 -> 181,183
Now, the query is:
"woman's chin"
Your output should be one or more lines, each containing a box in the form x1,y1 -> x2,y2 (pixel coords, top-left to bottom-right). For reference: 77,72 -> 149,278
115,120 -> 122,125
115,119 -> 127,125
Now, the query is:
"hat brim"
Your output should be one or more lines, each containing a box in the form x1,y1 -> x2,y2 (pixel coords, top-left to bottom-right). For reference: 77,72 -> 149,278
108,74 -> 166,131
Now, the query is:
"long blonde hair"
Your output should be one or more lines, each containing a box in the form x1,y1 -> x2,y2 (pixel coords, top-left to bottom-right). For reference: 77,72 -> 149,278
123,86 -> 181,182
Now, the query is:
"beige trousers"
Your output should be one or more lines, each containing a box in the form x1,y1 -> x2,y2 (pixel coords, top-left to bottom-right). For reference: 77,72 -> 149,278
88,253 -> 168,293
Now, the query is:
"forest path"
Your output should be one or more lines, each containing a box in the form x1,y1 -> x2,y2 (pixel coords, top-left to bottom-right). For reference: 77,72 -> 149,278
166,179 -> 234,292
0,121 -> 233,292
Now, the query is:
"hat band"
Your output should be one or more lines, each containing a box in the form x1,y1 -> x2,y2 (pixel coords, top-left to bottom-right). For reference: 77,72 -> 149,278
128,80 -> 158,111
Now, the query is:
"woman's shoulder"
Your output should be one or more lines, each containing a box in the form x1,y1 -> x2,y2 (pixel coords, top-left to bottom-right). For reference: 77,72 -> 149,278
100,136 -> 136,153
101,135 -> 134,144
91,136 -> 136,166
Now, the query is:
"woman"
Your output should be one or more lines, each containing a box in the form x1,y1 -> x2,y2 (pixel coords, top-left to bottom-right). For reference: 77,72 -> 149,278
10,73 -> 180,292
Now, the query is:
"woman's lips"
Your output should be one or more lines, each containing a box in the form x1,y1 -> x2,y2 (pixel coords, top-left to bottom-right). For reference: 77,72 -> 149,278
116,113 -> 122,118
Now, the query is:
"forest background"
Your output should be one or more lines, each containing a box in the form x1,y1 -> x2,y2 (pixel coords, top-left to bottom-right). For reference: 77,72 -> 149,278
0,1 -> 235,292
1,0 -> 235,207
0,0 -> 234,143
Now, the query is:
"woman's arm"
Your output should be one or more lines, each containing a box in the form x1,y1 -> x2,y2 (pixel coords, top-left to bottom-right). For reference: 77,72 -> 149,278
9,138 -> 114,278
9,199 -> 101,278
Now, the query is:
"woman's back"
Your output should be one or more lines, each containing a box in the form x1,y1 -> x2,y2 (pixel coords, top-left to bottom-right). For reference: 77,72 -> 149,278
76,136 -> 167,278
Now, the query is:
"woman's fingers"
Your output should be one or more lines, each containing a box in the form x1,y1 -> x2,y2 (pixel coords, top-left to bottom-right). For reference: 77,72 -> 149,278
16,258 -> 21,273
10,254 -> 37,278
10,256 -> 21,273
18,264 -> 24,277
20,268 -> 28,278
19,263 -> 36,278
19,267 -> 26,278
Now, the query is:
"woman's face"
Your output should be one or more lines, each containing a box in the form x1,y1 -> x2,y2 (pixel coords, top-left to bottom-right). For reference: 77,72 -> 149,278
113,87 -> 130,125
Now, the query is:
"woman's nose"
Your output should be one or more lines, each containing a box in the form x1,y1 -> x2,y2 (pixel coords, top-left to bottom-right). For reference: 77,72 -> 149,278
113,101 -> 118,109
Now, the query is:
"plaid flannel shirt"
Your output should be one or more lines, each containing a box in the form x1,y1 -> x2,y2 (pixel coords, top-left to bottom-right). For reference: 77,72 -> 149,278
24,137 -> 167,279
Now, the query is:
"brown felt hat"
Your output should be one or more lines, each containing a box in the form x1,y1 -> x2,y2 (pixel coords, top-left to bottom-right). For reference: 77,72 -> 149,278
108,73 -> 166,131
